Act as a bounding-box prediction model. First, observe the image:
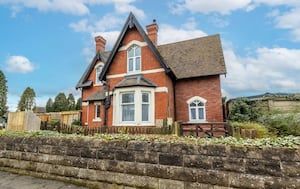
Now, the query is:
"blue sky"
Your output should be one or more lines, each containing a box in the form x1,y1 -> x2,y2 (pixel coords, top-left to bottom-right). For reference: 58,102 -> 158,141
0,0 -> 300,111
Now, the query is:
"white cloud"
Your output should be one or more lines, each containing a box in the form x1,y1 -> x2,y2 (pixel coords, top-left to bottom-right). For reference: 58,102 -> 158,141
0,0 -> 143,16
114,2 -> 145,19
171,0 -> 252,15
158,24 -> 207,45
5,55 -> 36,73
222,46 -> 300,96
0,0 -> 90,15
273,7 -> 300,41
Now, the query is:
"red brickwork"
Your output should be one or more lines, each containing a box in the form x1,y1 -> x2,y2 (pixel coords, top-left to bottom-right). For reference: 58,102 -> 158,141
175,75 -> 223,123
80,27 -> 223,127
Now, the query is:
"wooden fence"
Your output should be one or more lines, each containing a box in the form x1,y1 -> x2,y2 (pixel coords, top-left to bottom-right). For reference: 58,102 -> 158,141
40,121 -> 172,135
180,122 -> 231,138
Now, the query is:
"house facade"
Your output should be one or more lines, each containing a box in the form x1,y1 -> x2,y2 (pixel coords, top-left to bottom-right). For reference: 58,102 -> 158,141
76,13 -> 226,127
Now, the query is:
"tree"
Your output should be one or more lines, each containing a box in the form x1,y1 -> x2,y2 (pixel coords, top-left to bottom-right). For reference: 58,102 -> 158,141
18,87 -> 36,111
67,93 -> 76,111
76,97 -> 82,110
228,98 -> 261,122
0,70 -> 8,117
46,98 -> 53,112
52,93 -> 68,112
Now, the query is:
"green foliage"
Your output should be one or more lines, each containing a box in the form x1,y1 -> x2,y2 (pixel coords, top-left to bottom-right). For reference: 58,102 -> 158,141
262,113 -> 300,136
67,93 -> 76,111
52,93 -> 68,112
231,122 -> 269,138
46,98 -> 53,112
50,119 -> 60,126
71,119 -> 81,126
76,97 -> 82,110
1,130 -> 299,148
228,98 -> 262,122
0,70 -> 8,117
18,87 -> 36,111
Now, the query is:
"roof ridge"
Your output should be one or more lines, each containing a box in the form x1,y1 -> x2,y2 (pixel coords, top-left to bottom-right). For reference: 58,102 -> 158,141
158,34 -> 220,47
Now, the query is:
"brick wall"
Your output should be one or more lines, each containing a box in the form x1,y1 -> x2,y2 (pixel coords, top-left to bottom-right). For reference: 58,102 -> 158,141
0,136 -> 299,189
175,75 -> 223,122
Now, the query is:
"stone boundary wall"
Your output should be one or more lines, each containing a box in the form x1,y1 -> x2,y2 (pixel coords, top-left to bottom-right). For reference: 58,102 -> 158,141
0,136 -> 299,189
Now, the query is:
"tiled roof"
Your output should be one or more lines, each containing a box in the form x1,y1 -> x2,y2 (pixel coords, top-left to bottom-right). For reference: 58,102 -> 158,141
76,51 -> 110,89
76,13 -> 226,90
84,89 -> 106,101
157,34 -> 226,79
115,74 -> 156,88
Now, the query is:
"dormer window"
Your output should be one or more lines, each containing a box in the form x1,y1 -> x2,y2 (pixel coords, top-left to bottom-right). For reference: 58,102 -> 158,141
127,45 -> 141,73
95,63 -> 103,85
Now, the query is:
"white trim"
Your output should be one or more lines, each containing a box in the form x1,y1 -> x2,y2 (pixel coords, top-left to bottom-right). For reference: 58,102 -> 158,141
113,87 -> 155,126
155,87 -> 168,93
119,40 -> 147,51
95,62 -> 104,86
82,102 -> 88,106
106,68 -> 165,79
187,96 -> 207,122
186,96 -> 207,104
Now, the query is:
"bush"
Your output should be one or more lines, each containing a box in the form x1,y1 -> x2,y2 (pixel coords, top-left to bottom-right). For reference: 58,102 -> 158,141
228,98 -> 262,122
71,119 -> 81,126
231,121 -> 269,138
262,113 -> 300,136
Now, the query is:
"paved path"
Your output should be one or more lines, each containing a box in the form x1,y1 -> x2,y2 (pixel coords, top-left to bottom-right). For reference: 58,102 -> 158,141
0,171 -> 88,189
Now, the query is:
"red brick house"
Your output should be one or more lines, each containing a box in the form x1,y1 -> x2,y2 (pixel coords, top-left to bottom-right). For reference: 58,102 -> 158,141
76,13 -> 226,127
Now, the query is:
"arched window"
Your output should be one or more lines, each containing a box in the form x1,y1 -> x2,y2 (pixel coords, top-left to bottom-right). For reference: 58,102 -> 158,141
95,64 -> 103,84
127,45 -> 141,73
187,97 -> 206,122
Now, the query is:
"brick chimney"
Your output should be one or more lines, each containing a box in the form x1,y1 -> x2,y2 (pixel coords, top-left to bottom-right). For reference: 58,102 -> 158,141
95,36 -> 106,53
146,19 -> 158,46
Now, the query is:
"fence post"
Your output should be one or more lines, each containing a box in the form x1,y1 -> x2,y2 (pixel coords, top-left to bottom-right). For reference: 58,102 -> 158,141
174,122 -> 181,136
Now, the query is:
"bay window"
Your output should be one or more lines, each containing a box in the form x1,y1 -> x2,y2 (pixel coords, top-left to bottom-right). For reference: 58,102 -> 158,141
114,87 -> 154,126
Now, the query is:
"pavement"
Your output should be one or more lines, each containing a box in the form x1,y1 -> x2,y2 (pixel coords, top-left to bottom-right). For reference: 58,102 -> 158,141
0,171 -> 88,189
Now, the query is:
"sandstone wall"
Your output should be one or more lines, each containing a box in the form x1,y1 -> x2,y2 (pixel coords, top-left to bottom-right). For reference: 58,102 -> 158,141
0,136 -> 299,189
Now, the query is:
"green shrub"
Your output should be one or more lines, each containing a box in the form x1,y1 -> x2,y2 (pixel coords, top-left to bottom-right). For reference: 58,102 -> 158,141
50,119 -> 60,126
231,121 -> 269,138
262,113 -> 300,136
71,119 -> 81,126
228,98 -> 262,122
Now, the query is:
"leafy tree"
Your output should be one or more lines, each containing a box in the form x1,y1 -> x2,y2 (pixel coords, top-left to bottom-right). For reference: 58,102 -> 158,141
18,87 -> 36,111
52,93 -> 68,112
67,93 -> 76,111
228,98 -> 261,122
46,98 -> 54,112
0,71 -> 8,117
76,97 -> 82,110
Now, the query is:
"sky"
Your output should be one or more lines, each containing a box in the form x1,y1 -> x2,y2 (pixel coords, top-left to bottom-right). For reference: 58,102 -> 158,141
0,0 -> 300,111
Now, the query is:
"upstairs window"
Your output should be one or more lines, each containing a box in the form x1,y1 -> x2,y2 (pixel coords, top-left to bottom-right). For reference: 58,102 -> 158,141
95,64 -> 103,85
127,45 -> 141,73
187,96 -> 207,122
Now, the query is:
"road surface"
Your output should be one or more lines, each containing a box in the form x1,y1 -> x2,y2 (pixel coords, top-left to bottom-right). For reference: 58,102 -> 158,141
0,171 -> 88,189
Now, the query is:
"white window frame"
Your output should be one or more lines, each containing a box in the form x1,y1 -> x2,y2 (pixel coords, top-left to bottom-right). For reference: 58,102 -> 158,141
113,87 -> 155,126
127,45 -> 141,73
187,96 -> 207,122
95,63 -> 104,86
93,102 -> 101,122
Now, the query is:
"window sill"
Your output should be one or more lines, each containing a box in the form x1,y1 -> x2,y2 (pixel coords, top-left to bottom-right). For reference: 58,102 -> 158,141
93,118 -> 102,122
187,120 -> 207,124
93,83 -> 103,87
113,123 -> 155,126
